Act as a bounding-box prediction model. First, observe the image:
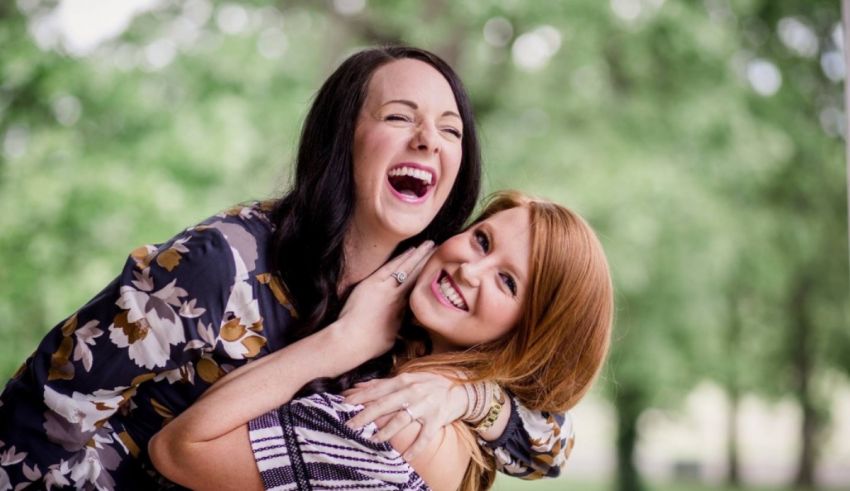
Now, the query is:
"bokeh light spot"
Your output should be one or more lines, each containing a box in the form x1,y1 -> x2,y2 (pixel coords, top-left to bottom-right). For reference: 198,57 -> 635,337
483,17 -> 513,47
746,58 -> 782,96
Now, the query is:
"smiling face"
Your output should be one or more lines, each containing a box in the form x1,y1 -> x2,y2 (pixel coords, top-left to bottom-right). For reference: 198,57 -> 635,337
350,58 -> 464,246
409,206 -> 532,352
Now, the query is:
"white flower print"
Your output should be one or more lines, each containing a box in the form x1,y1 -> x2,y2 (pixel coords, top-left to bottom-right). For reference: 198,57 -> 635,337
73,320 -> 103,373
217,280 -> 266,359
179,298 -> 206,318
110,279 -> 188,369
516,404 -> 559,453
0,446 -> 26,469
0,441 -> 26,491
154,363 -> 196,385
184,320 -> 215,353
230,245 -> 249,282
43,386 -> 126,433
493,446 -> 529,475
22,463 -> 41,482
130,269 -> 154,292
226,281 -> 261,327
69,447 -> 103,489
43,460 -> 71,490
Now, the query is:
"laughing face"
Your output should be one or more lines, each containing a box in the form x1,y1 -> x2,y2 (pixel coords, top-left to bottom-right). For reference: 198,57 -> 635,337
409,207 -> 532,353
350,58 -> 464,245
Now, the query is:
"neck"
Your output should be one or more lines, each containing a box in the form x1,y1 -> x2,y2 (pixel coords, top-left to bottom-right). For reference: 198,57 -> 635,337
339,224 -> 400,294
411,318 -> 454,355
427,334 -> 456,354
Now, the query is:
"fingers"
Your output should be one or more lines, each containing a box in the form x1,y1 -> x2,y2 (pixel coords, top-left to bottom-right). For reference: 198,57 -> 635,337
344,378 -> 401,406
376,240 -> 433,278
346,392 -> 406,429
402,422 -> 440,461
394,244 -> 435,293
370,410 -> 420,442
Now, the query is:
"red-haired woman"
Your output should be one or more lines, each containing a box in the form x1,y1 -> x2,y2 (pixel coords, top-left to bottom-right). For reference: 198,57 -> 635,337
151,191 -> 613,491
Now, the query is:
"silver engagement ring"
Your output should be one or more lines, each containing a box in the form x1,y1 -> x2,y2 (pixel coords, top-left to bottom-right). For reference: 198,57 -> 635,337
391,271 -> 407,285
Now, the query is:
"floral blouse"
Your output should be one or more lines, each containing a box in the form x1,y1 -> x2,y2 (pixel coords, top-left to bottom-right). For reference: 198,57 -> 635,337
0,202 -> 573,489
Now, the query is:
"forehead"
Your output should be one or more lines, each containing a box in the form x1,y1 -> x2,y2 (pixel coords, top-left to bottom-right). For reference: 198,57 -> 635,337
484,206 -> 531,236
364,58 -> 459,113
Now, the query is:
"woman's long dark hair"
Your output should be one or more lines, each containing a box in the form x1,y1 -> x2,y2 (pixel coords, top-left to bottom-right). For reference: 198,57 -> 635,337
269,46 -> 481,348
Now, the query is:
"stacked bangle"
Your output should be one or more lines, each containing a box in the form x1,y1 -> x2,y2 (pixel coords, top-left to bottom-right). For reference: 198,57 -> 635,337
461,381 -> 507,433
473,383 -> 506,433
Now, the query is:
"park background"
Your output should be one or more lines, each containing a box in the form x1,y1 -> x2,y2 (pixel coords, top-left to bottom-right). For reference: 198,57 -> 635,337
0,0 -> 848,490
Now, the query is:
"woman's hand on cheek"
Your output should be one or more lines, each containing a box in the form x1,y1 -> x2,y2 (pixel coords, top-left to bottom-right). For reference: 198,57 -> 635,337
343,371 -> 469,460
334,241 -> 435,362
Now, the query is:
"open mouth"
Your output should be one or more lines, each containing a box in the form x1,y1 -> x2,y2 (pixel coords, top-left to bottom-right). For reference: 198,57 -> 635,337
387,164 -> 435,201
437,270 -> 468,311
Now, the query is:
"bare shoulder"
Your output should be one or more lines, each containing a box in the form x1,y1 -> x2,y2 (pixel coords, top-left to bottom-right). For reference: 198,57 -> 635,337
389,420 -> 472,491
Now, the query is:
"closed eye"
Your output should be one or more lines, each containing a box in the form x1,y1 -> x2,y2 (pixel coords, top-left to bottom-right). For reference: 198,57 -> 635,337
442,126 -> 462,138
385,114 -> 413,123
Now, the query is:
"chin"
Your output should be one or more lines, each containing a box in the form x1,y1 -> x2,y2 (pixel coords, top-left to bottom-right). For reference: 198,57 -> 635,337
382,215 -> 433,242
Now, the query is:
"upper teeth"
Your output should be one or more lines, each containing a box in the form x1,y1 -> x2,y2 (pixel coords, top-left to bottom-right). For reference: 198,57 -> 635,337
439,276 -> 467,310
389,166 -> 434,185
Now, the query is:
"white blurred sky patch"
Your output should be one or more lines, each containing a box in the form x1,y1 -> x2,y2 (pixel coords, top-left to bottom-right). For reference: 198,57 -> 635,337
24,0 -> 163,56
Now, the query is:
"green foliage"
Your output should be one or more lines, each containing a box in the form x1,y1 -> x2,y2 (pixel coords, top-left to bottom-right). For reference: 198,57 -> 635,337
0,0 -> 847,488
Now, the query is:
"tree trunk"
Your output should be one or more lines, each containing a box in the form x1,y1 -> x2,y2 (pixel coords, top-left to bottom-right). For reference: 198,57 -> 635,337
727,385 -> 740,485
615,385 -> 645,491
790,274 -> 816,488
726,291 -> 741,486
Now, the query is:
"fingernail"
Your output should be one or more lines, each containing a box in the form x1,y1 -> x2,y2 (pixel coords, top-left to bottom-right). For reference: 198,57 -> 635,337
403,452 -> 414,460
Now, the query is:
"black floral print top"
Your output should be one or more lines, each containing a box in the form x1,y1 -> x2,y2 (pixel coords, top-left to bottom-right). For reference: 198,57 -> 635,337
0,203 -> 573,490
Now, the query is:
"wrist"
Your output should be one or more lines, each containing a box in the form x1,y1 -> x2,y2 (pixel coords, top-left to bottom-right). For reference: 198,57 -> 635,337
315,322 -> 372,376
448,383 -> 469,422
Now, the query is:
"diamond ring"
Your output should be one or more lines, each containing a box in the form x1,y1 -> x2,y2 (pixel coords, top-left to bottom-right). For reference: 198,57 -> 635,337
391,271 -> 407,285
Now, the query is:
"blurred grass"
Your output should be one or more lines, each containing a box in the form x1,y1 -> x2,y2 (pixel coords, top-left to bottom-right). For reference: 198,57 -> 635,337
492,478 -> 802,491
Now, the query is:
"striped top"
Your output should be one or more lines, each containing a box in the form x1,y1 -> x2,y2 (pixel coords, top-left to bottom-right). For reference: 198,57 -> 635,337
249,393 -> 431,491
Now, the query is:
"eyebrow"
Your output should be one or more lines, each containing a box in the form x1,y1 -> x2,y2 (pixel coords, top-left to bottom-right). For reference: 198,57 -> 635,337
383,99 -> 462,121
480,222 -> 527,286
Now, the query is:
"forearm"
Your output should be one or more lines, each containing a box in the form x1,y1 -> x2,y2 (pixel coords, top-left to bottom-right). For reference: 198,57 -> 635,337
157,323 -> 358,445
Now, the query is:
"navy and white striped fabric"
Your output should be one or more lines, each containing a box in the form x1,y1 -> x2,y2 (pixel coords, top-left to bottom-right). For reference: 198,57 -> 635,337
249,393 -> 430,491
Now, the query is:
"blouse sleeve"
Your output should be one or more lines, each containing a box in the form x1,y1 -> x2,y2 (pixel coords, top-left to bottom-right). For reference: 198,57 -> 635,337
0,224 -> 245,487
478,396 -> 575,479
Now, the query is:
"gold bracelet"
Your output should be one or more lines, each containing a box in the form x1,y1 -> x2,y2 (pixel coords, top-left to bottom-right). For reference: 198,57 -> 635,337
473,384 -> 507,433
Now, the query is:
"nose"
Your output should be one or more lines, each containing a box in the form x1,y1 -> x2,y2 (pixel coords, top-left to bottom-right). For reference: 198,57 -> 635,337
458,262 -> 481,287
410,122 -> 439,154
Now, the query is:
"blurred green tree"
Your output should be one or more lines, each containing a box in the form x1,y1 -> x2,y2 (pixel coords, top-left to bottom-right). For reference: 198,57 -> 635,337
1,1 -> 847,491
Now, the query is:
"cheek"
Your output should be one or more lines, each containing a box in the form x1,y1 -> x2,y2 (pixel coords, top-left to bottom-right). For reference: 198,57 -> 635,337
482,294 -> 519,336
440,149 -> 463,189
354,127 -> 395,171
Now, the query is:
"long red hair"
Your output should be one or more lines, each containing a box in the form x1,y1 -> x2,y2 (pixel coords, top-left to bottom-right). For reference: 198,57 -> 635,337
399,190 -> 614,489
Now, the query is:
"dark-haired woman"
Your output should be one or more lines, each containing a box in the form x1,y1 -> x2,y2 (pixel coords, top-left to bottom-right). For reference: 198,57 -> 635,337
0,47 -> 570,489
